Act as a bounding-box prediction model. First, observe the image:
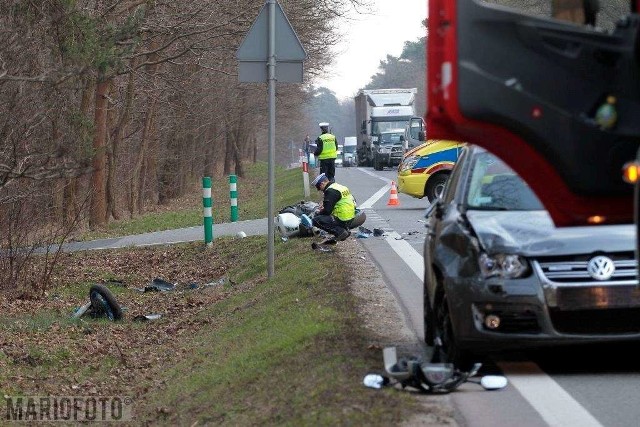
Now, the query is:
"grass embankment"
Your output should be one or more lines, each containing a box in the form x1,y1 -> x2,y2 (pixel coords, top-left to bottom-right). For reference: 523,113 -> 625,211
83,162 -> 309,240
0,238 -> 419,425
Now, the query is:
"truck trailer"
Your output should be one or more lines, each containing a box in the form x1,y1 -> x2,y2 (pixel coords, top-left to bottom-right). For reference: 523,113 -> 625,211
354,88 -> 417,168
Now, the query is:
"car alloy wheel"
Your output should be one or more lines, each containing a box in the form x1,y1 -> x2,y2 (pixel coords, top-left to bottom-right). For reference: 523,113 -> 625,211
425,173 -> 449,202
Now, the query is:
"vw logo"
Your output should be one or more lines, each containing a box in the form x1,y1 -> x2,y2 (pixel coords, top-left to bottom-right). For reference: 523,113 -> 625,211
587,256 -> 615,281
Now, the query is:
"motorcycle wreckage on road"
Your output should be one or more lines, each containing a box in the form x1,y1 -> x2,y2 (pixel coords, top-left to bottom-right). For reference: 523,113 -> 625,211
275,201 -> 367,248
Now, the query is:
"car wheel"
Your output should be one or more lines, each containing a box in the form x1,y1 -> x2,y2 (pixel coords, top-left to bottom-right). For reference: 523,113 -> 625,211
425,173 -> 449,202
433,292 -> 473,370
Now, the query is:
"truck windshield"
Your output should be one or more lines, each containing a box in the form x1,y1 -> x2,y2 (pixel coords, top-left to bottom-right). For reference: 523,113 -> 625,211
372,121 -> 408,135
380,133 -> 404,144
343,145 -> 356,153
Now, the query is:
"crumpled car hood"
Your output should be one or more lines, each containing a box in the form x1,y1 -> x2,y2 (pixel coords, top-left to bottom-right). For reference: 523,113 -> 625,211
466,210 -> 635,256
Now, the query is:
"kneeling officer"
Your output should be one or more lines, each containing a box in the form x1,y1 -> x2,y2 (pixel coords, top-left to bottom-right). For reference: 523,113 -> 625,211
311,173 -> 355,241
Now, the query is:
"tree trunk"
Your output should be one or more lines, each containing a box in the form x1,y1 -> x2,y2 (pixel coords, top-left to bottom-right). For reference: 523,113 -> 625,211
224,120 -> 234,176
105,79 -> 121,221
63,77 -> 93,226
89,79 -> 109,228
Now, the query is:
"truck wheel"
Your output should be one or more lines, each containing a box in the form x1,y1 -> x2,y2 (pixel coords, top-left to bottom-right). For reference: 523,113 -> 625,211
425,173 -> 449,202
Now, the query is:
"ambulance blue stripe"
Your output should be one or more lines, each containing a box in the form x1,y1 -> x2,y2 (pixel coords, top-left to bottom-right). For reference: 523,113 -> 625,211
413,147 -> 459,170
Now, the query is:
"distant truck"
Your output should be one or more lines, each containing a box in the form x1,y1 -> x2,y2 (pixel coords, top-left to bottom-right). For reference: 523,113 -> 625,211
354,88 -> 417,167
342,136 -> 357,167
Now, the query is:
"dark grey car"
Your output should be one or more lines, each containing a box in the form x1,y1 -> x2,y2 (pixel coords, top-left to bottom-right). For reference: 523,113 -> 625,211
423,145 -> 639,367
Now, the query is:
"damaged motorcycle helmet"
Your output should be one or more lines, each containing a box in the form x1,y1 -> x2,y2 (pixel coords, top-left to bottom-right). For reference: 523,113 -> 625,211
275,212 -> 301,238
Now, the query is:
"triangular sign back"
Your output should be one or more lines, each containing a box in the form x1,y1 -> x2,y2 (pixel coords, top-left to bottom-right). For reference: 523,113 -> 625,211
236,2 -> 307,61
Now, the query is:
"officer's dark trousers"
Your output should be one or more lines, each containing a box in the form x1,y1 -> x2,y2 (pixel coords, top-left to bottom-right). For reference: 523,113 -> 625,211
312,214 -> 350,238
319,158 -> 336,182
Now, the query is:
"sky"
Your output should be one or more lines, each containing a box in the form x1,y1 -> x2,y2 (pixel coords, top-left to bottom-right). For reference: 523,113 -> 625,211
315,0 -> 427,100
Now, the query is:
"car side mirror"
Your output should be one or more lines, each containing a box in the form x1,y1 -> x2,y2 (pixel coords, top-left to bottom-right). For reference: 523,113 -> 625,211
418,131 -> 426,142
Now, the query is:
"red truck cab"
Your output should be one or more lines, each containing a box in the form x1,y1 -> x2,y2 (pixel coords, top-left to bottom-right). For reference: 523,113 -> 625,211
427,0 -> 640,226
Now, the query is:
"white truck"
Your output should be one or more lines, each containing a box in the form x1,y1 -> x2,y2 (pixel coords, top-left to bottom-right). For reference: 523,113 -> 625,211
342,136 -> 357,167
354,88 -> 417,168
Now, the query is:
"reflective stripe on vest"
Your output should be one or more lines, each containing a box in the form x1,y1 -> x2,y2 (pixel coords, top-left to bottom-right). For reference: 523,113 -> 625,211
327,183 -> 355,221
318,134 -> 337,160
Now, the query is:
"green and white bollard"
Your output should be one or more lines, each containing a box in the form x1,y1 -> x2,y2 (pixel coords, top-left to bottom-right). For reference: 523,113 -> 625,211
203,177 -> 213,246
230,174 -> 238,222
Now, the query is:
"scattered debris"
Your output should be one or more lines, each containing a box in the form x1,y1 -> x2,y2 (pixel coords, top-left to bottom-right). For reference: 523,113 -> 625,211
363,374 -> 389,389
356,226 -> 373,238
72,302 -> 92,319
136,277 -> 176,293
133,314 -> 162,322
373,228 -> 385,237
236,231 -> 247,239
204,277 -> 228,288
311,242 -> 333,252
363,347 -> 508,394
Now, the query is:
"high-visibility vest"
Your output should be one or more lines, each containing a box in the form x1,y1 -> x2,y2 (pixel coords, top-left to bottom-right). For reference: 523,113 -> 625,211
318,133 -> 337,160
327,182 -> 355,221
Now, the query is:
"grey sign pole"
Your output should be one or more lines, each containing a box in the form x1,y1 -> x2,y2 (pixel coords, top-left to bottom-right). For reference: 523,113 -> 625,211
236,0 -> 307,279
267,0 -> 276,278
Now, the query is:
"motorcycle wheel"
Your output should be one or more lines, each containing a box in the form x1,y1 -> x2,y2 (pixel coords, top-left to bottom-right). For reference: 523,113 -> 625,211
89,284 -> 123,321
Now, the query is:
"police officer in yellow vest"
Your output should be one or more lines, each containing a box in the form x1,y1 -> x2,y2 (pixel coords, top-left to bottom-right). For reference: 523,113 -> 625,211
314,122 -> 337,182
311,173 -> 356,241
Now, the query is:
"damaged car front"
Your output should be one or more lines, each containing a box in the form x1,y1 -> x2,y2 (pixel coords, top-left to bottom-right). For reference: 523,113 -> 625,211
424,145 -> 639,367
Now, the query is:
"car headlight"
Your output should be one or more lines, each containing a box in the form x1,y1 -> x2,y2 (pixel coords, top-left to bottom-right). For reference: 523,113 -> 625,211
478,253 -> 529,279
379,147 -> 391,153
400,156 -> 419,172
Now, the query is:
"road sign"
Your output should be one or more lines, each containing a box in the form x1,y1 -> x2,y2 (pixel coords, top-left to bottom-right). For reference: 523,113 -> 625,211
235,1 -> 307,279
236,1 -> 307,83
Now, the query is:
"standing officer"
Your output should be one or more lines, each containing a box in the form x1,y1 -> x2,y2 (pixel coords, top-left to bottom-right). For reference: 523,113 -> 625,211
314,122 -> 337,182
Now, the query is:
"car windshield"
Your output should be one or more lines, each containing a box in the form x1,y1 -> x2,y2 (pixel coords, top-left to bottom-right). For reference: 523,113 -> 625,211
465,151 -> 544,211
343,145 -> 356,153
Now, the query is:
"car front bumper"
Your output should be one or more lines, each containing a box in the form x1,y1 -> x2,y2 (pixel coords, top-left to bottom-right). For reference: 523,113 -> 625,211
444,273 -> 640,352
397,171 -> 427,198
377,152 -> 403,166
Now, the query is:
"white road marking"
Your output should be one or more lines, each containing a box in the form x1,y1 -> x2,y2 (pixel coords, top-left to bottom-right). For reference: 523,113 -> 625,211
498,362 -> 603,427
357,167 -> 391,182
361,179 -> 602,427
359,185 -> 390,209
357,168 -> 391,209
385,231 -> 424,280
